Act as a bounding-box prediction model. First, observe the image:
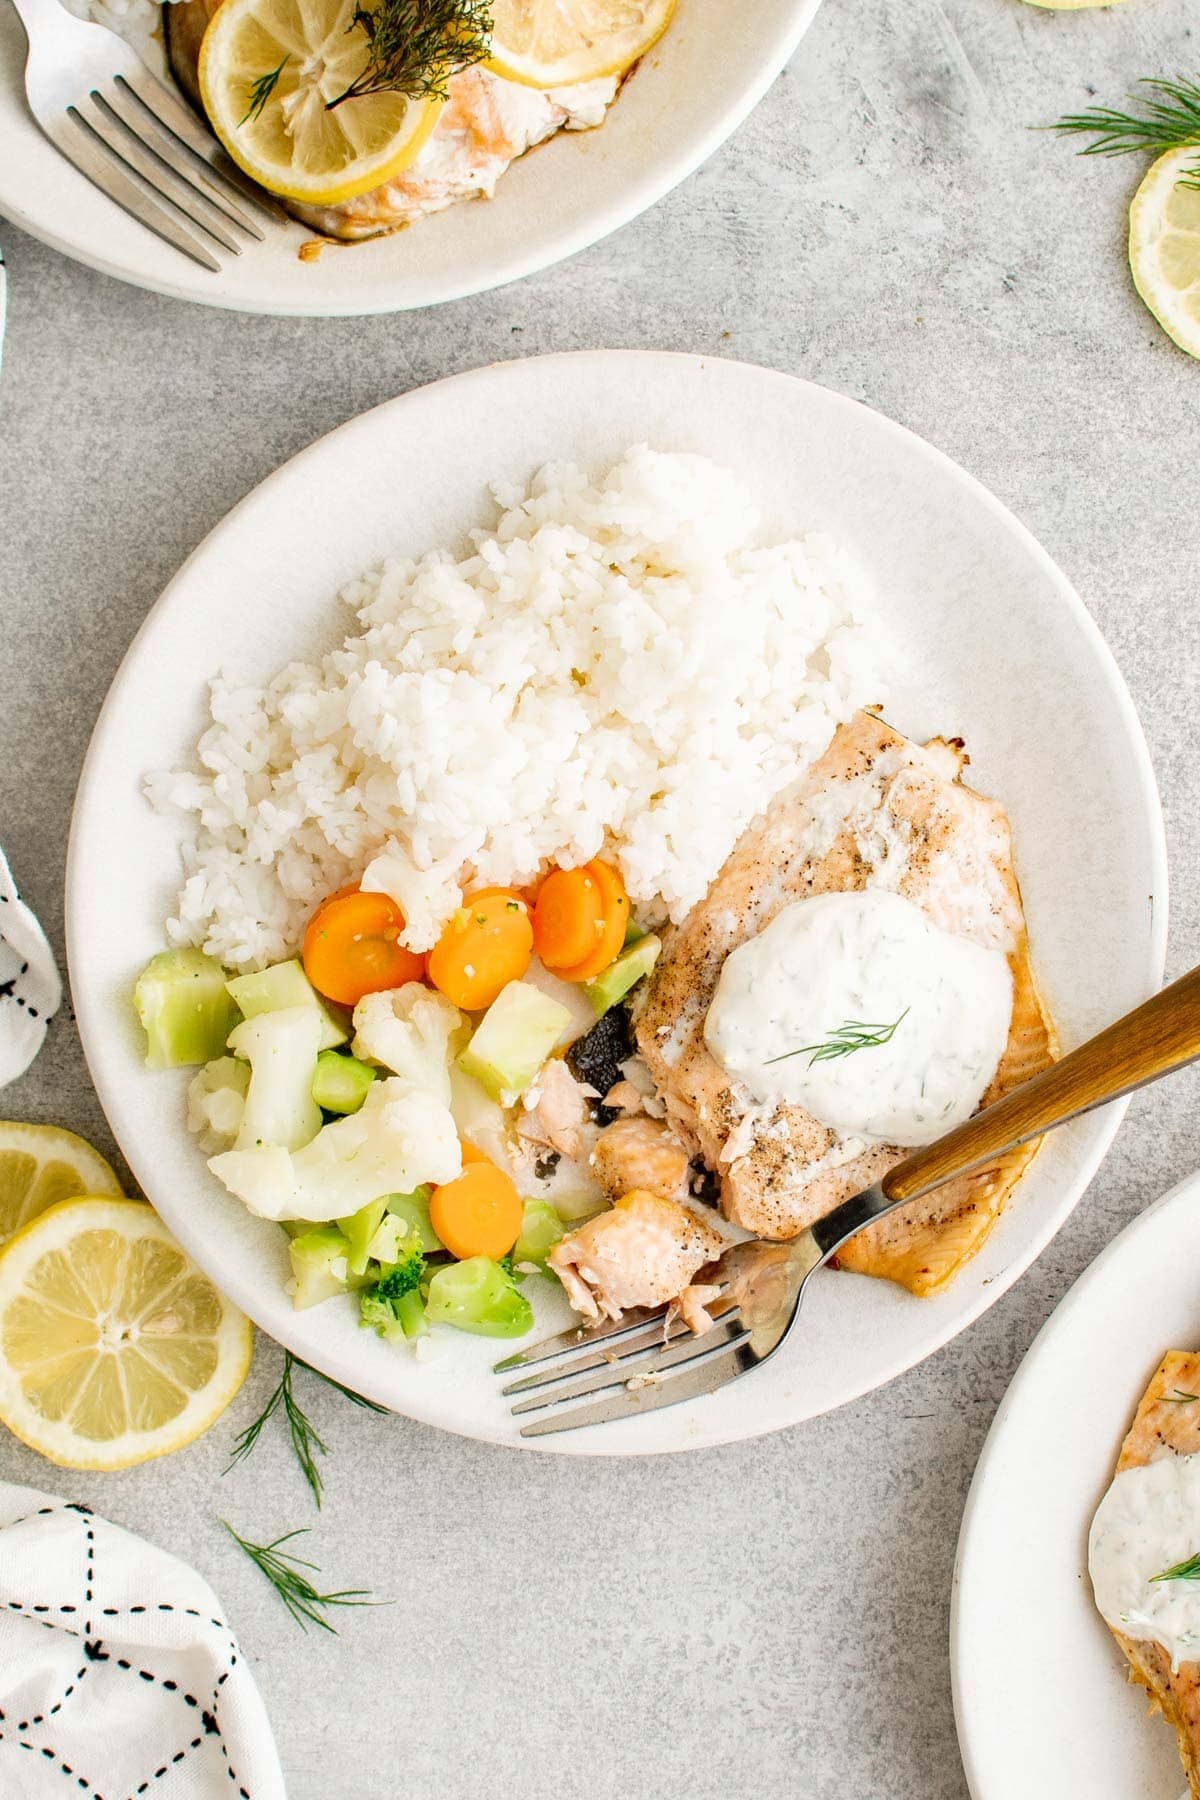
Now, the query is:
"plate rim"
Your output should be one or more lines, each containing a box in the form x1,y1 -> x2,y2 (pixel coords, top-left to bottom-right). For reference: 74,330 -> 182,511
0,1 -> 822,316
65,348 -> 1170,1454
949,1166 -> 1200,1798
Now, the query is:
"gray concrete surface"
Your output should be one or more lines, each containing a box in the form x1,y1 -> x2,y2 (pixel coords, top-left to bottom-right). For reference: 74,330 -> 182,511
3,0 -> 1200,1794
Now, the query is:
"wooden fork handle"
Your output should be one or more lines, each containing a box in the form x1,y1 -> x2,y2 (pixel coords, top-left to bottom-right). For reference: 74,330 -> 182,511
881,962 -> 1200,1207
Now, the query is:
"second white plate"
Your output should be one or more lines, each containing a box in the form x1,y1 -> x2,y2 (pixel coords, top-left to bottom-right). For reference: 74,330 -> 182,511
0,0 -> 820,314
953,1170 -> 1200,1800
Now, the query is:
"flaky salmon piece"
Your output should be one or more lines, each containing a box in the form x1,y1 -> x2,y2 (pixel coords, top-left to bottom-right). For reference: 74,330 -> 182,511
635,711 -> 1057,1295
1104,1352 -> 1200,1796
164,3 -> 615,243
548,1191 -> 728,1333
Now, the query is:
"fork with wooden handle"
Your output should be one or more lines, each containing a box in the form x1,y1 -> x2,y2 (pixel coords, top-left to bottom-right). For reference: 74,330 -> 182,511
498,963 -> 1200,1438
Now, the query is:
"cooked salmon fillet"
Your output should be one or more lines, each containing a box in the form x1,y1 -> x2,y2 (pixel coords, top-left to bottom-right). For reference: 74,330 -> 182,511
635,711 -> 1057,1295
1105,1352 -> 1200,1796
164,3 -> 615,242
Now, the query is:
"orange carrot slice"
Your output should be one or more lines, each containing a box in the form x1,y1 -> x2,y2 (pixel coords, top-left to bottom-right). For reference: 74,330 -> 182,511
532,866 -> 606,970
429,1156 -> 523,1261
427,888 -> 533,1012
301,886 -> 425,1007
552,859 -> 629,983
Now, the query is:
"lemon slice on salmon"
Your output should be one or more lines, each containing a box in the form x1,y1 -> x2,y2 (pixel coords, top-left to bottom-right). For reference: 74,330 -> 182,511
0,1121 -> 122,1249
0,1197 -> 252,1470
1129,147 -> 1200,360
199,0 -> 444,206
485,0 -> 675,88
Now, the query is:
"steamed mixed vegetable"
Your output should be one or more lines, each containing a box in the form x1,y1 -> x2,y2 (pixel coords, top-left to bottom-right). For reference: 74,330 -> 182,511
134,859 -> 660,1348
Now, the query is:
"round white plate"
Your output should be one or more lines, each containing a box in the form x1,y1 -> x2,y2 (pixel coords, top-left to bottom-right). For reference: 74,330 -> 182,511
68,349 -> 1167,1454
953,1170 -> 1200,1800
0,0 -> 820,315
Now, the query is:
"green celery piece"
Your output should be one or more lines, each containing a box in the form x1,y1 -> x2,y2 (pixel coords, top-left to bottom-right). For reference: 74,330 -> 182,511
289,1225 -> 354,1309
312,1049 -> 376,1115
337,1198 -> 390,1277
425,1257 -> 534,1338
513,1199 -> 564,1270
585,934 -> 661,1018
385,1188 -> 442,1253
395,1290 -> 428,1340
225,958 -> 348,1050
134,948 -> 239,1069
457,980 -> 571,1101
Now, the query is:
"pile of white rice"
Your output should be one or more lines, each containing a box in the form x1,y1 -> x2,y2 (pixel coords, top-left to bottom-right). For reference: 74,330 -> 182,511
150,447 -> 889,969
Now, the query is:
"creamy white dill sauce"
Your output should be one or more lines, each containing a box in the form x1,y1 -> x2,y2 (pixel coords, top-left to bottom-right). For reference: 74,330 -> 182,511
1090,1455 -> 1200,1671
703,890 -> 1012,1147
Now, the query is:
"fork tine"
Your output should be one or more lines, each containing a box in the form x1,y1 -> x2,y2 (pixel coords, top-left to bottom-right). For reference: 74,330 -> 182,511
80,92 -> 243,253
500,1293 -> 742,1396
493,1282 -> 731,1374
510,1317 -> 750,1416
117,65 -> 290,222
103,79 -> 264,238
518,1340 -> 756,1438
51,112 -> 220,271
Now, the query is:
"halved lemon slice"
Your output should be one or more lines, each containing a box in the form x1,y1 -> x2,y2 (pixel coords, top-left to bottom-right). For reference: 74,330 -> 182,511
199,0 -> 444,207
1129,147 -> 1200,360
0,1197 -> 252,1470
0,1121 -> 122,1250
485,0 -> 675,88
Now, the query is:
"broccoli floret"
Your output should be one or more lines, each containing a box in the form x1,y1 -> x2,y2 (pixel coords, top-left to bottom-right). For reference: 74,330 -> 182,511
374,1244 -> 425,1300
358,1232 -> 427,1340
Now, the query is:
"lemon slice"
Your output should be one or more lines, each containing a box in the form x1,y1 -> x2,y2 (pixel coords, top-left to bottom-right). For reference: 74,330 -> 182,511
485,0 -> 675,88
0,1198 -> 252,1470
199,0 -> 444,206
1129,147 -> 1200,360
0,1122 -> 122,1250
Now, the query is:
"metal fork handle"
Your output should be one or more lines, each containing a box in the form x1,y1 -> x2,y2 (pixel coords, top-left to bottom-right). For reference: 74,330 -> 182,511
8,0 -> 70,42
808,962 -> 1200,1260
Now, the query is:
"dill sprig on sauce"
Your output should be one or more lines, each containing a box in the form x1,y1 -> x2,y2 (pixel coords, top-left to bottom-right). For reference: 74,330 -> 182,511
1051,78 -> 1200,190
1164,1389 -> 1200,1405
327,0 -> 494,111
766,1009 -> 910,1070
240,56 -> 288,125
221,1523 -> 381,1632
225,1351 -> 387,1508
1151,1552 -> 1200,1584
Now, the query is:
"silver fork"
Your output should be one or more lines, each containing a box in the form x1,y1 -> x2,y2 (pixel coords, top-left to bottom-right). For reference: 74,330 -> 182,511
8,0 -> 280,271
498,961 -> 1200,1437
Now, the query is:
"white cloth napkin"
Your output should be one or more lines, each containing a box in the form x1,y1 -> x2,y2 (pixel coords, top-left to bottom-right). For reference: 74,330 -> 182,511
0,1484 -> 287,1800
0,847 -> 61,1087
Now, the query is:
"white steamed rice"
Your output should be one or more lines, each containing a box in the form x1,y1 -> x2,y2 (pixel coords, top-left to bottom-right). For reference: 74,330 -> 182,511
149,447 -> 889,969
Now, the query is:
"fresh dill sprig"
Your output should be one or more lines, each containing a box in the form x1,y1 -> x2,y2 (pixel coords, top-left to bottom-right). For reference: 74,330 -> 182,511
1164,1389 -> 1200,1404
766,1008 -> 910,1069
225,1351 -> 386,1508
221,1522 -> 381,1633
1151,1551 -> 1200,1584
1050,78 -> 1200,190
240,56 -> 288,127
327,0 -> 493,112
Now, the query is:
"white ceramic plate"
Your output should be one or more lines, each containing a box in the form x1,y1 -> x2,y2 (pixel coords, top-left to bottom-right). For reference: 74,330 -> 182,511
0,0 -> 820,315
952,1170 -> 1200,1800
68,350 -> 1167,1454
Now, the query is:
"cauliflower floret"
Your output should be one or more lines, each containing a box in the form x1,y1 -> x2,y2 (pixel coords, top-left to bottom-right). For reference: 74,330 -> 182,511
351,982 -> 465,1104
359,843 -> 463,953
227,1007 -> 323,1153
209,1076 -> 462,1223
187,1056 -> 250,1154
